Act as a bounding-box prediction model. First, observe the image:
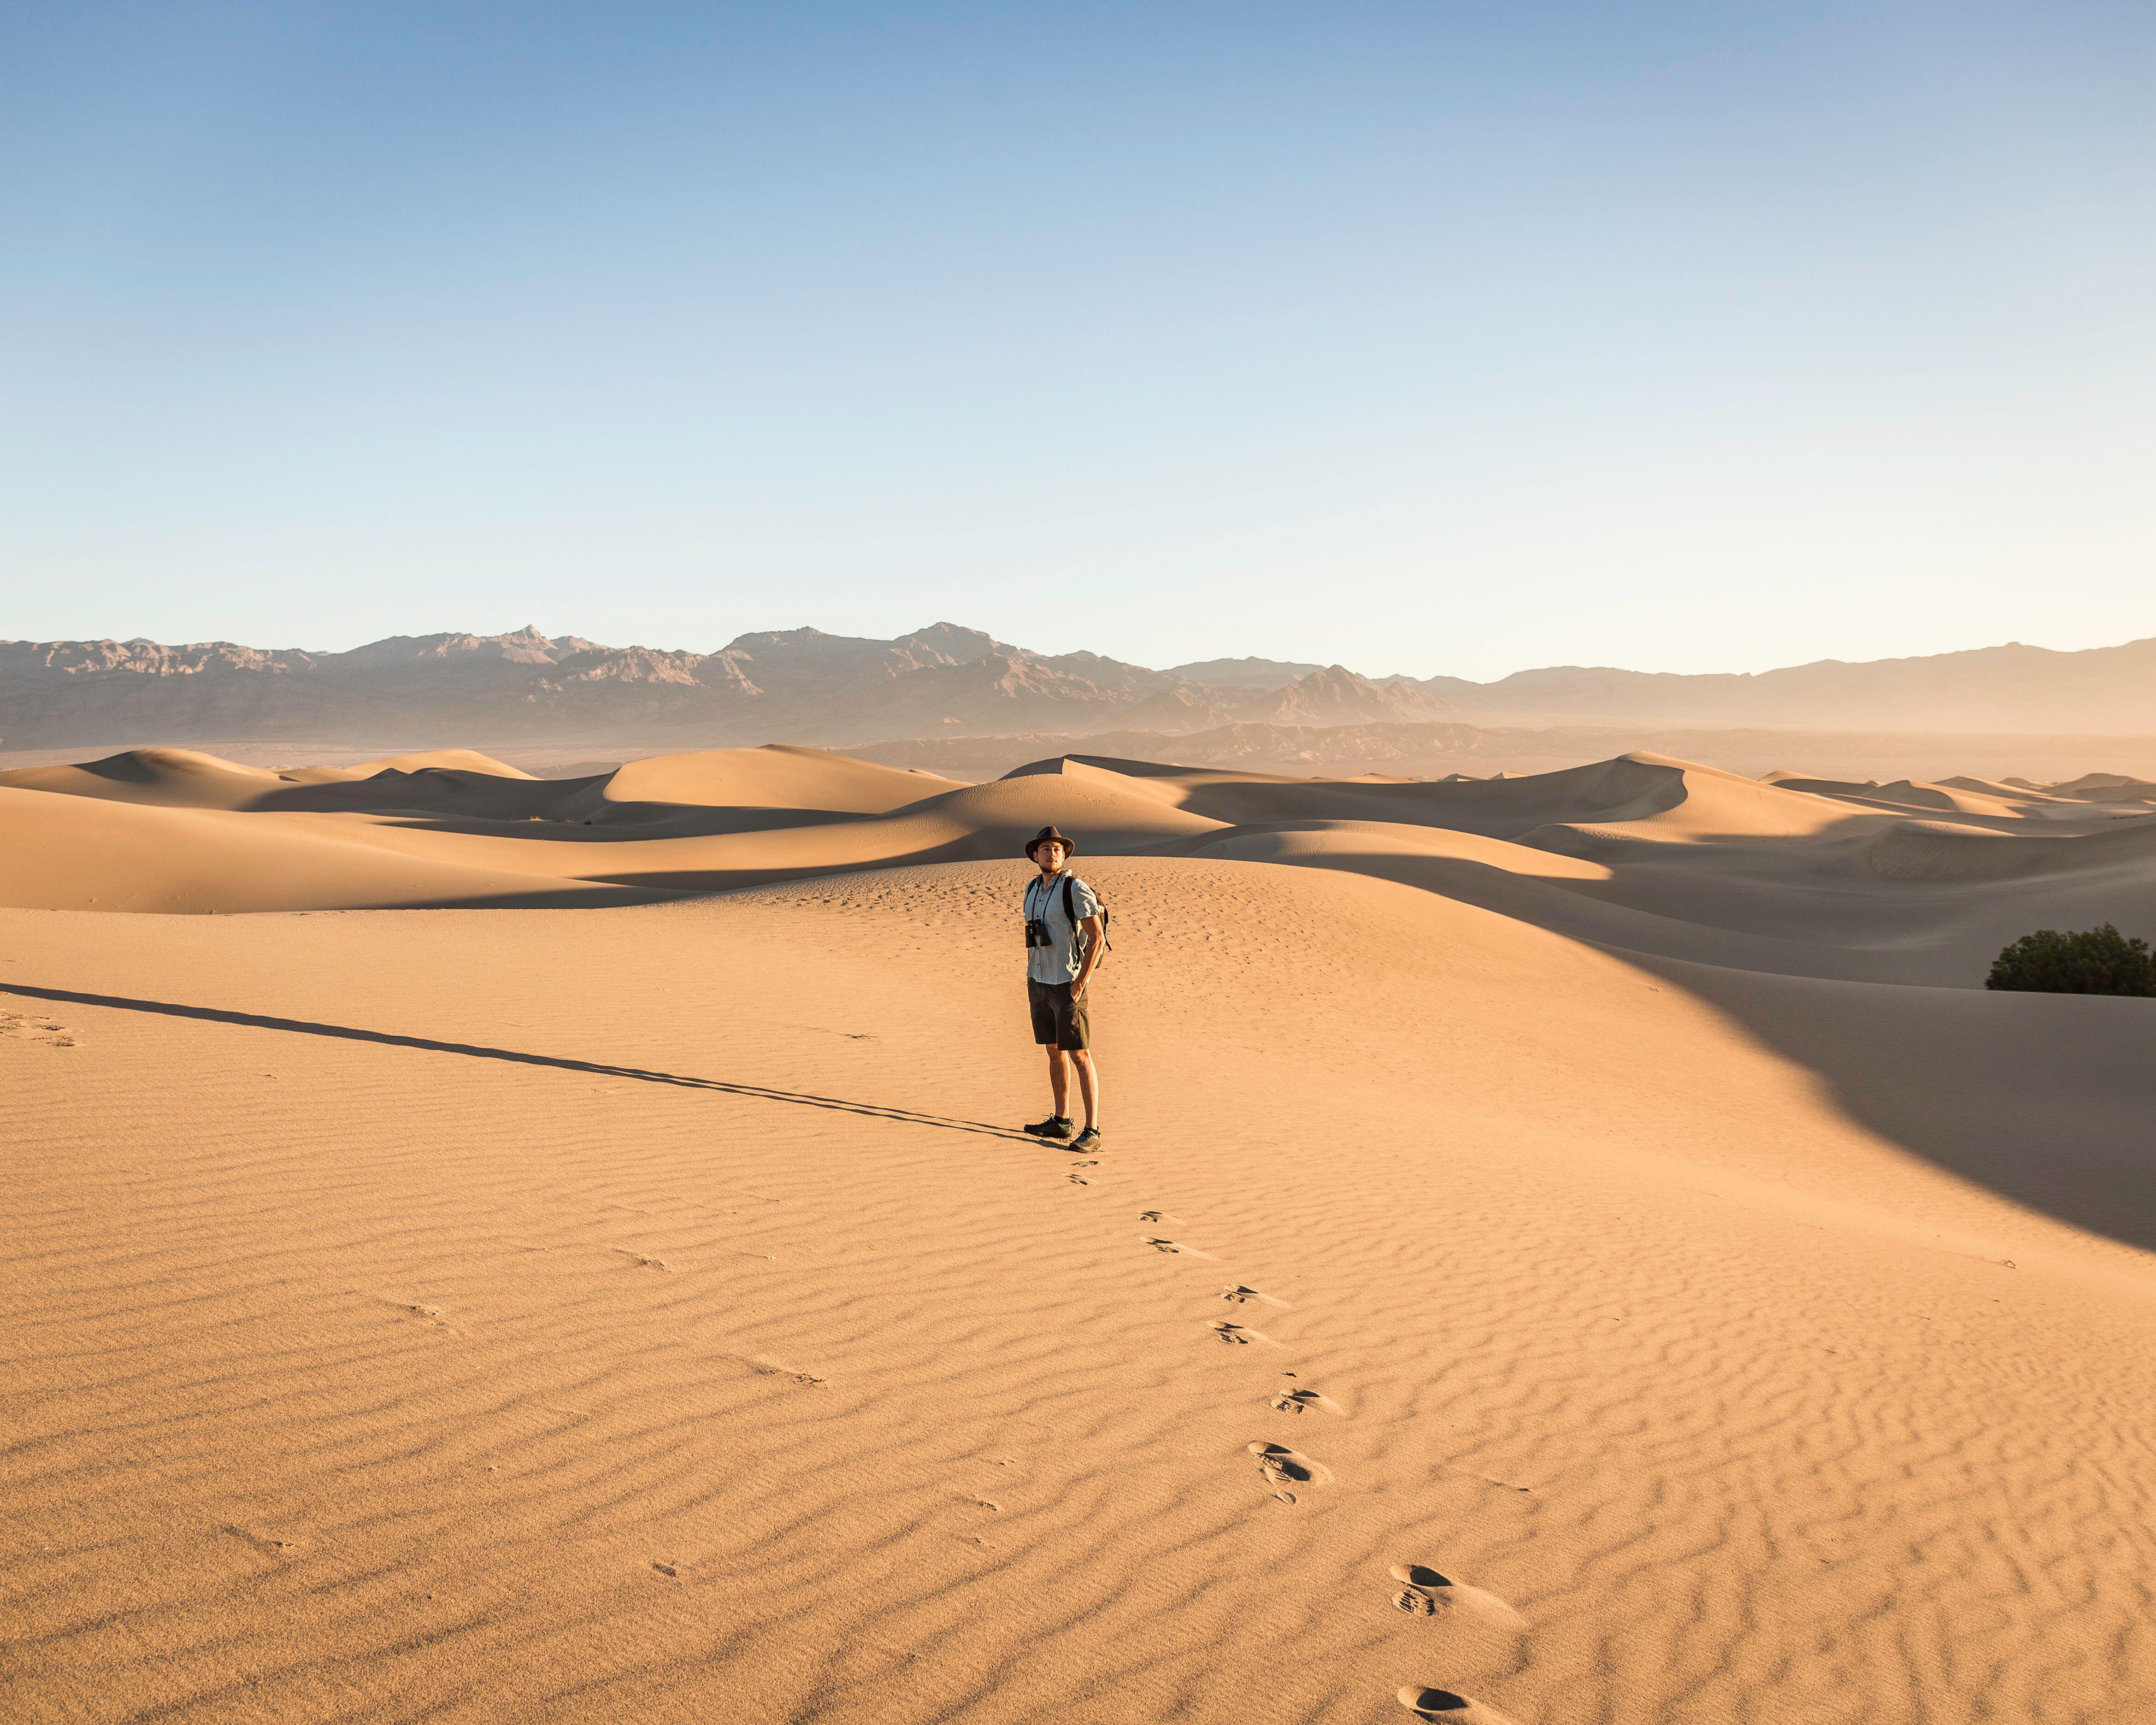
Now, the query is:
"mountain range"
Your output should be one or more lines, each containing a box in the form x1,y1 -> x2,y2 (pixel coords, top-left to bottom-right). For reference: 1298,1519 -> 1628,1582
2,623 -> 2152,748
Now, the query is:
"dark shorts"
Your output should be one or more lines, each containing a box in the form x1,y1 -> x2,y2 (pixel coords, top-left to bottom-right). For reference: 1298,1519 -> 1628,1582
1028,978 -> 1091,1051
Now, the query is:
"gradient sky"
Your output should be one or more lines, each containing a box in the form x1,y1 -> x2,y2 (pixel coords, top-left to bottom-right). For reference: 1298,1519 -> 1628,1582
4,2 -> 2151,680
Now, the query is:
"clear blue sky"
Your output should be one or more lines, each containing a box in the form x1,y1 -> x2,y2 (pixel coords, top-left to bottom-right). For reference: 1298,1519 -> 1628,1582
4,2 -> 2150,680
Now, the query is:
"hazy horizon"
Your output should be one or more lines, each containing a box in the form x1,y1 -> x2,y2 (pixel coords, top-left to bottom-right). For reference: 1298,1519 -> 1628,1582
11,616 -> 2156,689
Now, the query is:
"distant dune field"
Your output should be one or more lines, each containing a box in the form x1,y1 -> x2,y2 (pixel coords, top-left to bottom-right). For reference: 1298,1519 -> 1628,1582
5,743 -> 2155,1724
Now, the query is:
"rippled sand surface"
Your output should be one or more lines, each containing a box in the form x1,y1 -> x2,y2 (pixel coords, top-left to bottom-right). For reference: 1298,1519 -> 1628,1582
5,746 -> 2154,1722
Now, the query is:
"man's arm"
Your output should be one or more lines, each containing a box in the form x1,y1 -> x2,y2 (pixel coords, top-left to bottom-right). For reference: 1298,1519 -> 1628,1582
1074,913 -> 1106,990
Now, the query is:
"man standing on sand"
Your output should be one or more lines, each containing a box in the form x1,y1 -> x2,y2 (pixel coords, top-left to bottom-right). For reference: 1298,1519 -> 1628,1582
1020,825 -> 1104,1152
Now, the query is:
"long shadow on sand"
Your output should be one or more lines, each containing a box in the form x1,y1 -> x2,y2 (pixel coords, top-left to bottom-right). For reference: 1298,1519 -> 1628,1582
727,834 -> 2150,1252
1220,844 -> 2156,1254
3,985 -> 1034,1146
1620,955 -> 2156,1255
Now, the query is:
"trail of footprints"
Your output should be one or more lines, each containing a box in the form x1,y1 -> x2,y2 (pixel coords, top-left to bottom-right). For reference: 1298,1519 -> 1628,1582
0,1010 -> 76,1047
1120,1201 -> 1524,1722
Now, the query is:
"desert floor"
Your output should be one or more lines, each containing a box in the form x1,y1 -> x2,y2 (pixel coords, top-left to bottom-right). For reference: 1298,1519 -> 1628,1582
4,746 -> 2155,1724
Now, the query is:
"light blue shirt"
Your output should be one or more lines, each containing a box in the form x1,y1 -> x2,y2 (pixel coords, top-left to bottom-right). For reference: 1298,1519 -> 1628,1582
1025,870 -> 1102,984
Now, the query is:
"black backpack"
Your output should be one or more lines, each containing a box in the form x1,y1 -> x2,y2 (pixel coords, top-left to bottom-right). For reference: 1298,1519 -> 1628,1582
1032,874 -> 1112,964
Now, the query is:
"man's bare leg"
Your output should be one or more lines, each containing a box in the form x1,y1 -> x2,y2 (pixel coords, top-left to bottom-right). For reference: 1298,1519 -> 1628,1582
1047,1046 -> 1071,1119
1070,1049 -> 1100,1132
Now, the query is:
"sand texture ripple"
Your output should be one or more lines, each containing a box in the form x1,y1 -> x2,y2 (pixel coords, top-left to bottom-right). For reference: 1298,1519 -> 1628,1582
4,745 -> 2155,1723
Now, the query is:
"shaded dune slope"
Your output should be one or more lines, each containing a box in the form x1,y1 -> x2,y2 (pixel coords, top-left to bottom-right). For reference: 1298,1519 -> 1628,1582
1865,815 -> 2156,882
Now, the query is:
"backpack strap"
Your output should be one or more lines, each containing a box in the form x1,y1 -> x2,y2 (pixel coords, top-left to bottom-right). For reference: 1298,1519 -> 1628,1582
1062,875 -> 1078,923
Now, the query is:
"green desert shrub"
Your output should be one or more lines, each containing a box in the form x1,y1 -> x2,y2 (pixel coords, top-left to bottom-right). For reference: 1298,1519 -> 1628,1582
1985,923 -> 2156,996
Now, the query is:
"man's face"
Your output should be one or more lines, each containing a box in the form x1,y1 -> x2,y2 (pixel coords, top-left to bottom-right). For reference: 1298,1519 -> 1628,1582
1034,841 -> 1067,871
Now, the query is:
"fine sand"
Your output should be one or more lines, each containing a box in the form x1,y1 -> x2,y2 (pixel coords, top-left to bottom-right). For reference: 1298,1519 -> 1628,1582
5,745 -> 2155,1724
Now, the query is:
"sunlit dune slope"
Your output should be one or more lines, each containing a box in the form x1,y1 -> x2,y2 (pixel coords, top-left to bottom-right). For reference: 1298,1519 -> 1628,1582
0,746 -> 288,810
597,743 -> 966,813
0,786 -> 667,912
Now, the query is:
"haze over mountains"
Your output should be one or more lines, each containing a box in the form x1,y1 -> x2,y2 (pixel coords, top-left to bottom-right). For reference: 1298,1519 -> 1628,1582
4,623 -> 2154,750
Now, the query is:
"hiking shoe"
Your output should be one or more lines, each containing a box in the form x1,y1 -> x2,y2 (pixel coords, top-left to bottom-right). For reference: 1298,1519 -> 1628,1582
1025,1115 -> 1074,1140
1070,1127 -> 1102,1152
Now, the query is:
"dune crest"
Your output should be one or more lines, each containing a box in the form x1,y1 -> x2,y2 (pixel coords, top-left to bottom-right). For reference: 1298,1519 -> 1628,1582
280,747 -> 536,781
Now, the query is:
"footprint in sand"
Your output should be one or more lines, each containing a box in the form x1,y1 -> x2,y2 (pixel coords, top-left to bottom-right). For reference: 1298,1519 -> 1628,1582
613,1249 -> 672,1271
1396,1688 -> 1517,1722
1248,1441 -> 1332,1503
224,1524 -> 309,1557
1271,1383 -> 1346,1416
1219,1284 -> 1291,1308
1396,1693 -> 1467,1720
0,1012 -> 76,1048
1143,1236 -> 1219,1260
1210,1321 -> 1279,1346
1137,1210 -> 1181,1226
1390,1565 -> 1524,1628
718,1351 -> 826,1387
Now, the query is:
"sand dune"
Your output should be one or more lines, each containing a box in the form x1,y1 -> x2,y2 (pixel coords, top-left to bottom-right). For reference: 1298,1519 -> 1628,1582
1763,770 -> 2087,821
282,747 -> 538,782
0,784 -> 666,912
0,744 -> 547,807
0,743 -> 968,845
1863,814 -> 2156,883
6,741 -> 2154,966
2044,771 -> 2156,802
1934,772 -> 2109,812
1114,751 -> 1703,836
1049,751 -> 1873,849
0,745 -> 289,809
598,742 -> 963,812
5,740 -> 2156,1723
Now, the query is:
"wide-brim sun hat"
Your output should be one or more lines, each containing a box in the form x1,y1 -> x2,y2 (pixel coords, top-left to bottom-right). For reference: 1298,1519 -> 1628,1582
1024,825 -> 1077,860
